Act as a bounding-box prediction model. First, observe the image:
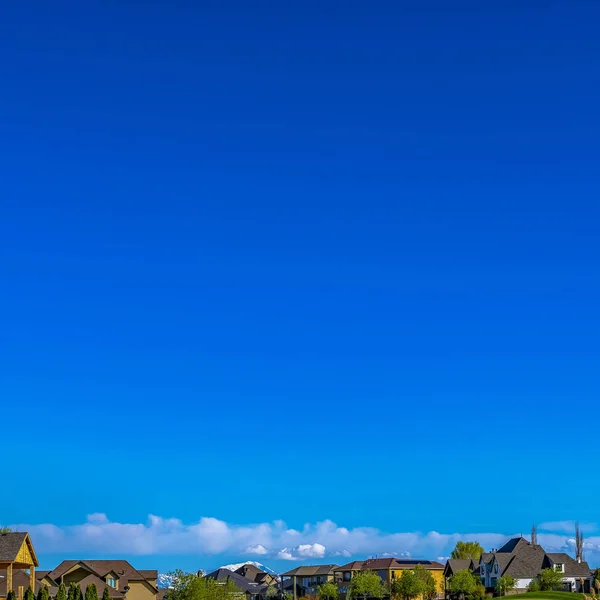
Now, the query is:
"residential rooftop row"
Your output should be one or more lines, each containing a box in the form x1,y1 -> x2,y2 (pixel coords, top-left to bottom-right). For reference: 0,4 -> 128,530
0,532 -> 595,600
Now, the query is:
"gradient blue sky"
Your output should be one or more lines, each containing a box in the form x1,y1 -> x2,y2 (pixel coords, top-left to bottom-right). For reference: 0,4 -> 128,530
1,0 -> 599,574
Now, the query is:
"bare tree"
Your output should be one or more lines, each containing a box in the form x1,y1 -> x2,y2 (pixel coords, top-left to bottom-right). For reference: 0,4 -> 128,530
531,525 -> 538,545
575,522 -> 584,563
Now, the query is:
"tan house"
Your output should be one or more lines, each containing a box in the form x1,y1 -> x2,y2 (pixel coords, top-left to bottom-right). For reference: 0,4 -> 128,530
282,565 -> 338,598
39,561 -> 158,600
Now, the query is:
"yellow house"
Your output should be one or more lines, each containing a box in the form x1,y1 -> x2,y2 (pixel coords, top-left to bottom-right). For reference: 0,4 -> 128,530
334,558 -> 445,599
0,532 -> 39,597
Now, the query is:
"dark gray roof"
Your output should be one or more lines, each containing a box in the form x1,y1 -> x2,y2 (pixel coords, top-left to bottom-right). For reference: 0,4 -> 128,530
444,560 -> 473,576
480,553 -> 493,564
206,569 -> 269,594
0,533 -> 28,562
503,545 -> 546,578
497,538 -> 529,554
545,553 -> 592,577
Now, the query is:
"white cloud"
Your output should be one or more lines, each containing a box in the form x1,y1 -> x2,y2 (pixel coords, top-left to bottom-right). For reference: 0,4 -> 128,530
9,514 -> 600,567
539,521 -> 597,534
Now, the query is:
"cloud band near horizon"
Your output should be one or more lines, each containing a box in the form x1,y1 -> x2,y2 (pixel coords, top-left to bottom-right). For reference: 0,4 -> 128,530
7,514 -> 600,565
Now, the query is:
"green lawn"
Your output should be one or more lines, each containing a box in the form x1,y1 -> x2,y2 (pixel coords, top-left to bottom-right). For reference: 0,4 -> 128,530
508,593 -> 585,600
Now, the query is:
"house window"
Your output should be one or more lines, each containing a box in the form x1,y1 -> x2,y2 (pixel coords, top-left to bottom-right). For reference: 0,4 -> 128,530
554,564 -> 564,573
344,573 -> 351,582
494,565 -> 498,574
107,578 -> 117,588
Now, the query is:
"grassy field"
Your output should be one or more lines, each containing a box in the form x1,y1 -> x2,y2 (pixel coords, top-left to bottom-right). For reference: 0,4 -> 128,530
508,593 -> 585,600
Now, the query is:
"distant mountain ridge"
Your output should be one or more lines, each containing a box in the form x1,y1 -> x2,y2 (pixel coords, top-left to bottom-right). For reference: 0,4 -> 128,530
157,562 -> 278,588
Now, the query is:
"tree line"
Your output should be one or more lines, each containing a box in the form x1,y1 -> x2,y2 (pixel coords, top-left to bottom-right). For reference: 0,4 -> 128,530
6,582 -> 112,600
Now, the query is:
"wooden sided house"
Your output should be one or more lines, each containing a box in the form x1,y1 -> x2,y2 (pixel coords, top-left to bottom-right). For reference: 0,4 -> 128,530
0,533 -> 39,598
0,532 -> 158,600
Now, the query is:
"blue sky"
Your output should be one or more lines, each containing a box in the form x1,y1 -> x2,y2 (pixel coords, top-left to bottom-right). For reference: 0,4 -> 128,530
1,0 -> 599,574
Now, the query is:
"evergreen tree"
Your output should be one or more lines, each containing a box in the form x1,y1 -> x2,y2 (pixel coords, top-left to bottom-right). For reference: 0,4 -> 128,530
37,585 -> 50,600
68,582 -> 82,600
24,586 -> 36,600
102,588 -> 111,600
85,584 -> 99,600
56,583 -> 67,600
7,591 -> 17,600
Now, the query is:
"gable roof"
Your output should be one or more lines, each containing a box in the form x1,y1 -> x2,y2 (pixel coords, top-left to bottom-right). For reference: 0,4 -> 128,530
444,560 -> 473,577
205,569 -> 269,594
0,568 -> 57,596
0,533 -> 39,567
282,565 -> 338,577
545,553 -> 592,577
496,538 -> 529,554
335,561 -> 364,571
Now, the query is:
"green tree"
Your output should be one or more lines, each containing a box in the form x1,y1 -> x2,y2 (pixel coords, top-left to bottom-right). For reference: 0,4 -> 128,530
317,583 -> 339,600
56,582 -> 68,600
24,586 -> 36,600
496,575 -> 516,596
37,585 -> 50,600
527,580 -> 540,593
85,584 -> 99,600
7,591 -> 17,600
447,570 -> 477,600
538,568 -> 564,591
102,588 -> 112,600
413,565 -> 436,600
347,571 -> 385,600
166,571 -> 242,600
471,585 -> 486,600
391,570 -> 423,600
67,583 -> 79,600
265,585 -> 279,600
0,526 -> 12,533
450,542 -> 484,561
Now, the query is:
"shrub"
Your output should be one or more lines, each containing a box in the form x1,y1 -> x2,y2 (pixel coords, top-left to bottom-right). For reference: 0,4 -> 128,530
527,580 -> 540,593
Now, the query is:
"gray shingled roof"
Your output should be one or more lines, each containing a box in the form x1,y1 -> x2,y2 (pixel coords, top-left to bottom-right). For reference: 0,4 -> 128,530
444,560 -> 473,576
497,538 -> 529,554
545,553 -> 592,577
0,533 -> 28,562
206,569 -> 269,594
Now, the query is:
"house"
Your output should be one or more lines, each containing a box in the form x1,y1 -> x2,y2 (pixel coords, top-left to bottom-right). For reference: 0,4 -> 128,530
334,558 -> 445,599
281,565 -> 338,598
204,568 -> 271,600
443,559 -> 478,584
234,565 -> 277,587
0,532 -> 39,598
39,560 -> 158,600
446,537 -> 594,595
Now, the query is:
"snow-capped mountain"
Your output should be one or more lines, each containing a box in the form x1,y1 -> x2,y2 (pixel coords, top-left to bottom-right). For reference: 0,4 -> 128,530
157,574 -> 176,589
219,562 -> 278,577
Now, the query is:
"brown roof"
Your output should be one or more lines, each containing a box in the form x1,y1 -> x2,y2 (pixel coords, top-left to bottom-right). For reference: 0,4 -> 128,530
49,561 -> 156,587
0,569 -> 55,596
46,560 -> 158,595
335,561 -> 364,571
282,565 -> 338,577
138,571 -> 158,581
336,559 -> 443,572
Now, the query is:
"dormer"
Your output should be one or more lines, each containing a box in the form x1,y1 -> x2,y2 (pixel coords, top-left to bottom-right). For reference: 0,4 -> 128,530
105,571 -> 120,589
